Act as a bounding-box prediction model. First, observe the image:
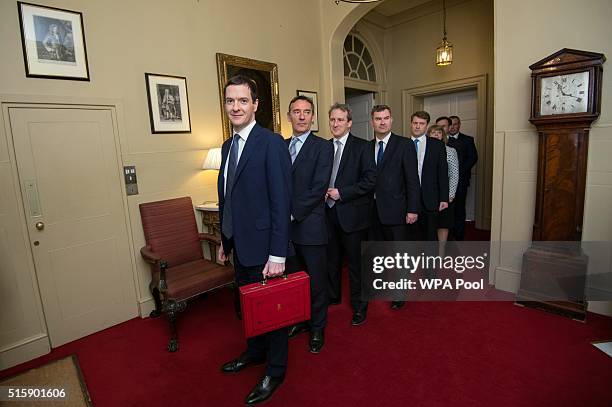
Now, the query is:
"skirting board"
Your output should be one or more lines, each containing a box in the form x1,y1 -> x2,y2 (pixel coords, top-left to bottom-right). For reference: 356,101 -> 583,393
494,266 -> 612,317
0,334 -> 50,370
138,297 -> 155,319
494,266 -> 521,294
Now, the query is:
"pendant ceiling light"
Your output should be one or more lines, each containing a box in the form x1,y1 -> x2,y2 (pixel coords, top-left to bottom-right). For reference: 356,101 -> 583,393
436,0 -> 453,66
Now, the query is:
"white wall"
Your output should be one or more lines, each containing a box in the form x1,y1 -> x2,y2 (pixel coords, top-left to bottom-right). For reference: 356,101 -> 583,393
0,0 -> 326,367
492,0 -> 612,315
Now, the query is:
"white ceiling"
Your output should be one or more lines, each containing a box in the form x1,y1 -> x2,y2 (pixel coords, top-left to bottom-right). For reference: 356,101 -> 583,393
373,0 -> 434,17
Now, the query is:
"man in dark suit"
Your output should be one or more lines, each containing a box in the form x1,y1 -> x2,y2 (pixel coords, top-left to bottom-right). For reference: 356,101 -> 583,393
284,95 -> 333,354
326,103 -> 376,326
217,75 -> 291,405
369,105 -> 420,309
448,115 -> 478,240
409,111 -> 448,241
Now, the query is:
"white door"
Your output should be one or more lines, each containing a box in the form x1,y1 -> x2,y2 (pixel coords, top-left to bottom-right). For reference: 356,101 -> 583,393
346,92 -> 374,141
9,107 -> 137,347
424,89 -> 478,221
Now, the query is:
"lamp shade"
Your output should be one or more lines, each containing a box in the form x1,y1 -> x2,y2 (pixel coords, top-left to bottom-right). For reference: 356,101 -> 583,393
436,39 -> 453,66
202,147 -> 222,170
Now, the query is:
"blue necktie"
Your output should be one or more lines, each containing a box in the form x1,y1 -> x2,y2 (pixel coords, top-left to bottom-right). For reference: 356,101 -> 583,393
413,138 -> 419,155
289,137 -> 299,163
377,140 -> 384,166
222,134 -> 240,239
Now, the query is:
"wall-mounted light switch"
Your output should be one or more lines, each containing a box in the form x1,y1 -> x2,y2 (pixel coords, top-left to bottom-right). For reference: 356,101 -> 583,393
123,166 -> 139,196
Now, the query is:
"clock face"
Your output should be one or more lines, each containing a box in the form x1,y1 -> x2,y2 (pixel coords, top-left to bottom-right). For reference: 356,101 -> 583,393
540,71 -> 589,115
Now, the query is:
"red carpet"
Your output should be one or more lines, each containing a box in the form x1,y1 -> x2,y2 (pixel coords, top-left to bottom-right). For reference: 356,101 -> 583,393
2,284 -> 611,406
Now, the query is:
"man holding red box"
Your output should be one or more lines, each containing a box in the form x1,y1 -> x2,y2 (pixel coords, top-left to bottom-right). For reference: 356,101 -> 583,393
217,75 -> 292,405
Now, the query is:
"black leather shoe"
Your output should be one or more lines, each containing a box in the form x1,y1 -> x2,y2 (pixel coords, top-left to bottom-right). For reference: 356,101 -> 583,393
351,311 -> 367,326
221,353 -> 265,374
329,297 -> 341,305
288,323 -> 309,338
309,330 -> 324,354
245,375 -> 285,405
390,301 -> 405,310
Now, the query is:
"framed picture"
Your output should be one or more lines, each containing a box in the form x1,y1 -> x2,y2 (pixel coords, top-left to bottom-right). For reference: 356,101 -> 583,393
17,2 -> 90,81
216,53 -> 281,141
296,90 -> 320,132
145,73 -> 191,134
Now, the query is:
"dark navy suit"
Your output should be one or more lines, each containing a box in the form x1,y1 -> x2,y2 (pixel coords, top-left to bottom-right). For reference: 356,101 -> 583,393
285,132 -> 333,331
326,134 -> 376,313
218,122 -> 291,377
412,136 -> 448,241
369,133 -> 420,241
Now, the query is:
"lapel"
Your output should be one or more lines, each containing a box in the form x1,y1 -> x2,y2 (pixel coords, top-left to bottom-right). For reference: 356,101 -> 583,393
291,132 -> 314,172
378,133 -> 399,172
233,123 -> 261,186
423,136 -> 433,169
219,140 -> 231,196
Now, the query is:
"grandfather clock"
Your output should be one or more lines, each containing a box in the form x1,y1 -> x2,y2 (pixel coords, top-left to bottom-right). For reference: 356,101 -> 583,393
516,49 -> 606,320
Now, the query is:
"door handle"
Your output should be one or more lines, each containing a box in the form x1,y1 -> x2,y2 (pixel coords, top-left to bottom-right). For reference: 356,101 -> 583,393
35,221 -> 45,231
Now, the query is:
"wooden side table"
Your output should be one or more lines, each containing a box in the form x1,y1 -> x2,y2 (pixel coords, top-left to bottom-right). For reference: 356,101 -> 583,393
195,202 -> 241,319
195,202 -> 220,263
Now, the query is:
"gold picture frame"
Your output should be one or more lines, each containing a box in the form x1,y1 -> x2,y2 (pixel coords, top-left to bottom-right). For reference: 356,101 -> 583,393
216,53 -> 281,141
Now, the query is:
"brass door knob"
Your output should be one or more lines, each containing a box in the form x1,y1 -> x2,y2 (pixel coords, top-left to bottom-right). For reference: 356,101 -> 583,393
35,221 -> 45,230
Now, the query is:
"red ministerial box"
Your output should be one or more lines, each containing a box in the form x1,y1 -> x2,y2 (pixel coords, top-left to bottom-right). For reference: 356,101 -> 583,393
240,271 -> 310,338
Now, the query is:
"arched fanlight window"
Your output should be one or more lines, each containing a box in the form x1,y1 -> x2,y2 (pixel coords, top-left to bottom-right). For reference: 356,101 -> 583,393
343,34 -> 377,82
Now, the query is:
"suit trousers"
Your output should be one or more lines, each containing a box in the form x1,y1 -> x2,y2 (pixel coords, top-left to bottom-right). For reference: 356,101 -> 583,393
233,251 -> 288,378
326,205 -> 368,313
369,201 -> 409,241
452,188 -> 468,241
408,210 -> 438,242
286,243 -> 328,331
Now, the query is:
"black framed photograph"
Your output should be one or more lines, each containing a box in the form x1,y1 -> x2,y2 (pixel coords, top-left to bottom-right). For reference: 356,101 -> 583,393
145,73 -> 191,134
296,90 -> 320,132
17,2 -> 90,81
216,53 -> 281,141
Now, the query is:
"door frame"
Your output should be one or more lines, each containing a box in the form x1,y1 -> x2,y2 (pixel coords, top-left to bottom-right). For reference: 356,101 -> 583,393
401,74 -> 488,230
0,94 -> 140,364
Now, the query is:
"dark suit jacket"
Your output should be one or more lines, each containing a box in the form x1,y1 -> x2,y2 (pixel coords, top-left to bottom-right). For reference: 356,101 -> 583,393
419,137 -> 449,212
447,132 -> 478,191
332,134 -> 376,233
287,132 -> 333,245
218,123 -> 292,267
370,134 -> 420,225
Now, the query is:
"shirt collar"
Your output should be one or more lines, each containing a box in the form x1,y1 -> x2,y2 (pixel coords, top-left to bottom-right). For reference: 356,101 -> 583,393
233,120 -> 257,142
334,132 -> 349,145
292,131 -> 311,143
411,134 -> 426,142
375,132 -> 391,144
449,133 -> 459,139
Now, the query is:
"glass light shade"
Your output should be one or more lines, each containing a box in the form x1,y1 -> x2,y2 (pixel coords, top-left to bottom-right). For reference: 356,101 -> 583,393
202,147 -> 222,170
436,39 -> 453,66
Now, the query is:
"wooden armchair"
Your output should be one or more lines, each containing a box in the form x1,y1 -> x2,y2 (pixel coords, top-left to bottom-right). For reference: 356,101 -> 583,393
139,197 -> 234,352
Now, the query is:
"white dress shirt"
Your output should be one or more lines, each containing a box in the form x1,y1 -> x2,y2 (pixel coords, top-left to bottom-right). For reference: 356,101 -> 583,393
374,132 -> 391,165
333,132 -> 349,158
289,131 -> 310,221
223,120 -> 256,194
411,134 -> 427,183
290,131 -> 310,158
